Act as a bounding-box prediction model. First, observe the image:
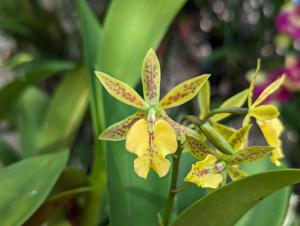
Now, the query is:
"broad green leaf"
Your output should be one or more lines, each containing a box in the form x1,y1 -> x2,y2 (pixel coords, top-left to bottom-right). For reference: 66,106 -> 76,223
15,87 -> 49,157
198,80 -> 210,119
0,59 -> 74,120
24,187 -> 92,226
159,75 -> 210,110
0,150 -> 69,226
0,137 -> 20,166
253,75 -> 285,107
171,169 -> 300,226
95,71 -> 147,110
235,159 -> 290,226
37,67 -> 88,153
250,104 -> 279,121
211,89 -> 249,122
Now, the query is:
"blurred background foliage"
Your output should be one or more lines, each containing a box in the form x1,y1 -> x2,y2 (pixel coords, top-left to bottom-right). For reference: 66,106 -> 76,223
1,0 -> 300,226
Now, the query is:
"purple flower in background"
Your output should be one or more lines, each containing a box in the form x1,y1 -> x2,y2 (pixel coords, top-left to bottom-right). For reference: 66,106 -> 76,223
254,60 -> 300,103
276,6 -> 300,40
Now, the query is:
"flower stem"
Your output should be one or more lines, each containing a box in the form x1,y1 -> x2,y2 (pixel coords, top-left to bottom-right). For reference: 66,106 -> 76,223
183,107 -> 248,127
163,142 -> 183,226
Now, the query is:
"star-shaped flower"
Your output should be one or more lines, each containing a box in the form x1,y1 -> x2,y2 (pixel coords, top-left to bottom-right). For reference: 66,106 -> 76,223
96,49 -> 210,178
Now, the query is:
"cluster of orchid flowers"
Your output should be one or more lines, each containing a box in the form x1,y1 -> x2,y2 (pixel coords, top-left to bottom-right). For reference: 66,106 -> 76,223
96,49 -> 285,189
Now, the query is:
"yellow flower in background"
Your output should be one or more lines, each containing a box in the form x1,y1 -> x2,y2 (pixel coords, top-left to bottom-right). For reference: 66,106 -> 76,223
96,49 -> 210,178
243,60 -> 285,166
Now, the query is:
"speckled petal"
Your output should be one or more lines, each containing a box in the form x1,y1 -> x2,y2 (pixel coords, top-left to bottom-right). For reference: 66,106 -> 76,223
99,111 -> 145,141
226,146 -> 273,165
184,136 -> 212,160
227,166 -> 247,181
228,124 -> 252,150
160,111 -> 200,140
96,71 -> 147,109
125,119 -> 177,178
141,49 -> 161,104
184,154 -> 223,189
159,74 -> 210,109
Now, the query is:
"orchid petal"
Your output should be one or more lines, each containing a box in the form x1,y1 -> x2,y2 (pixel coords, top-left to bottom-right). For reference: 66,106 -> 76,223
227,166 -> 247,181
159,74 -> 210,109
228,124 -> 252,150
141,49 -> 161,104
253,75 -> 285,107
226,146 -> 273,165
160,111 -> 200,140
125,119 -> 177,178
184,136 -> 212,160
198,80 -> 210,119
96,71 -> 147,109
184,154 -> 223,189
99,111 -> 145,141
250,104 -> 279,121
248,59 -> 261,107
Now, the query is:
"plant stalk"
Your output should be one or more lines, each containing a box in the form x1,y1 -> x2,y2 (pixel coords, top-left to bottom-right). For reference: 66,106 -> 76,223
163,142 -> 183,226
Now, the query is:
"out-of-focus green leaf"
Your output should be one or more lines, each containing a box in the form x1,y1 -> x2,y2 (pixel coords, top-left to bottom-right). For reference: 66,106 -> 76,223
36,66 -> 88,153
171,169 -> 300,226
0,59 -> 74,120
98,1 -> 187,226
0,137 -> 20,166
24,187 -> 92,226
235,159 -> 290,226
0,150 -> 69,226
15,87 -> 49,157
74,1 -> 106,225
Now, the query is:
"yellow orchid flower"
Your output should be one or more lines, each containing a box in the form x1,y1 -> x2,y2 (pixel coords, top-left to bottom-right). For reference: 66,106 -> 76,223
184,124 -> 274,188
96,49 -> 210,178
243,60 -> 285,166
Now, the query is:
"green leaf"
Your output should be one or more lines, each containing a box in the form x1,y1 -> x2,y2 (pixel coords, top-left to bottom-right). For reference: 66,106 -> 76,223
14,87 -> 49,157
171,169 -> 300,226
36,66 -> 88,153
235,159 -> 290,226
24,187 -> 92,226
0,150 -> 69,226
0,59 -> 74,120
76,0 -> 107,225
0,137 -> 20,166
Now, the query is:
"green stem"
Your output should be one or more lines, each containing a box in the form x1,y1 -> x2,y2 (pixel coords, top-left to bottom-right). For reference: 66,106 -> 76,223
183,107 -> 248,127
163,142 -> 183,226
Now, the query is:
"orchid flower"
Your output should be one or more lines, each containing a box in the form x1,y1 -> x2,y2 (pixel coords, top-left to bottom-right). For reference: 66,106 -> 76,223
96,49 -> 209,178
276,5 -> 300,41
243,61 -> 285,166
184,124 -> 274,189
